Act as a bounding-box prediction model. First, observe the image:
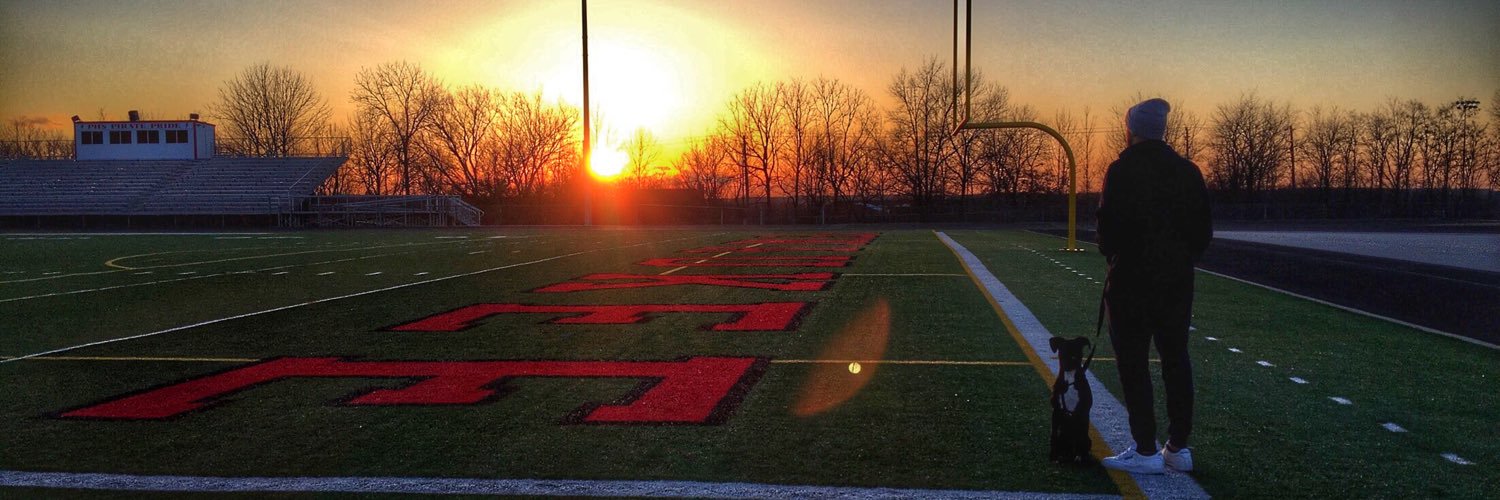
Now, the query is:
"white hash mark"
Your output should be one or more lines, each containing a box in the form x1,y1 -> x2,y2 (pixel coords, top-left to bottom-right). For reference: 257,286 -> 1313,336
1441,453 -> 1474,465
1257,360 -> 1275,367
1289,377 -> 1308,384
1329,397 -> 1352,405
1381,422 -> 1407,433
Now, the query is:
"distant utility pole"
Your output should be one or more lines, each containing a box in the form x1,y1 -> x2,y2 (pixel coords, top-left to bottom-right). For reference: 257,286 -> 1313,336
581,0 -> 592,226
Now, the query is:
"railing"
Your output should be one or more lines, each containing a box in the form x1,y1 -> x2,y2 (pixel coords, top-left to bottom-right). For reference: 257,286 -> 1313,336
0,140 -> 75,160
215,137 -> 351,158
294,195 -> 483,227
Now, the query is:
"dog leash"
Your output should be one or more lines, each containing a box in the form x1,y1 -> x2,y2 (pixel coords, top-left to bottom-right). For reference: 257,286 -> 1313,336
1082,266 -> 1111,373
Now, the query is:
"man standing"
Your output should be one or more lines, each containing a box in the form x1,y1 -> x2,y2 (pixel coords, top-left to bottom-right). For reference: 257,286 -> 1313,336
1097,98 -> 1212,474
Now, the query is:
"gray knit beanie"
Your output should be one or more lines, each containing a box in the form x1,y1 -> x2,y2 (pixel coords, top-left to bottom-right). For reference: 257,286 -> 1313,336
1126,98 -> 1170,141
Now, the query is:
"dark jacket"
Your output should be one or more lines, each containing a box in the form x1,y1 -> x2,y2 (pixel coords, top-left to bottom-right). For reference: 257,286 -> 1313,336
1097,140 -> 1212,286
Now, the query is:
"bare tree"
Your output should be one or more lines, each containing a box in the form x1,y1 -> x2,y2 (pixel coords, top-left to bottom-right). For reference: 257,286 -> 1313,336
1208,92 -> 1293,200
777,79 -> 814,221
1335,111 -> 1364,194
2,116 -> 68,159
346,111 -> 397,195
1360,108 -> 1395,195
350,61 -> 444,195
1387,99 -> 1427,201
1169,108 -> 1205,162
722,83 -> 783,218
212,63 -> 331,157
424,84 -> 500,199
1488,89 -> 1500,190
675,133 -> 734,201
1303,106 -> 1359,201
490,91 -> 578,198
886,58 -> 960,213
952,73 -> 1009,213
809,77 -> 880,210
622,128 -> 665,189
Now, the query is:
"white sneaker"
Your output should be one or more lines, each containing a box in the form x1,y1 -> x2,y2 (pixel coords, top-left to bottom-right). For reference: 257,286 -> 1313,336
1101,445 -> 1165,474
1163,446 -> 1194,472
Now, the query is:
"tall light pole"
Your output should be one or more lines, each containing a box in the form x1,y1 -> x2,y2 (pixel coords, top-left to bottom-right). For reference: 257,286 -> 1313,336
581,0 -> 592,226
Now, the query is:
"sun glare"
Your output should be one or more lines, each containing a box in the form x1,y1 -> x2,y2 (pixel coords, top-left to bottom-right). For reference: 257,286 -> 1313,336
589,146 -> 628,181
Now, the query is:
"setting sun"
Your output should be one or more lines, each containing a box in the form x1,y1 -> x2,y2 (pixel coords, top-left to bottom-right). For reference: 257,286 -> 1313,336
589,145 -> 628,181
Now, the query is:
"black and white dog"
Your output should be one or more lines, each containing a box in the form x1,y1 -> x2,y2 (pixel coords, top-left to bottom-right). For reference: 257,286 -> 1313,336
1048,336 -> 1095,464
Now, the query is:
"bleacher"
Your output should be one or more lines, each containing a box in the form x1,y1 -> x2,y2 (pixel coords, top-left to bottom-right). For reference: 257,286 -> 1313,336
0,157 -> 342,216
0,160 -> 195,215
0,157 -> 481,227
136,157 -> 343,214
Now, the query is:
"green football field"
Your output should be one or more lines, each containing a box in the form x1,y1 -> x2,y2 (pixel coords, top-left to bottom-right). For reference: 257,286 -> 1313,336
1,228 -> 1495,498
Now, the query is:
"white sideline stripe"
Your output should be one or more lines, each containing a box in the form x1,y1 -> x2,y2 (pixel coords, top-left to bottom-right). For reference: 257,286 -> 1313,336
841,273 -> 966,277
1381,422 -> 1407,433
2,232 -> 271,236
0,471 -> 1120,499
1194,268 -> 1498,351
0,234 -> 719,365
935,232 -> 1208,500
1441,453 -> 1475,465
1329,397 -> 1353,405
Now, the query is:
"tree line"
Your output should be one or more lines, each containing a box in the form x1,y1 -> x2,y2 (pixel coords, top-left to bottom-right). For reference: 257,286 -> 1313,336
7,59 -> 1498,219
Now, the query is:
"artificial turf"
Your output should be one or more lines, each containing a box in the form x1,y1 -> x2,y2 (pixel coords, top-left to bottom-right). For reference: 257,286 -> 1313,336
2,228 -> 1495,498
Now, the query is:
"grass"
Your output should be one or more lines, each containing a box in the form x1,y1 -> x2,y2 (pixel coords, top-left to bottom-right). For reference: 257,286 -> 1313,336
2,228 -> 1496,498
946,230 -> 1500,498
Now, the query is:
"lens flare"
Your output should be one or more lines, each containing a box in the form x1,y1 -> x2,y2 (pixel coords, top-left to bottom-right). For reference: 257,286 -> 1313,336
793,299 -> 890,417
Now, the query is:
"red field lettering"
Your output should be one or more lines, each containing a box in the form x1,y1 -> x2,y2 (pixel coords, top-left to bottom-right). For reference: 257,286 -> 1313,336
725,233 -> 878,247
639,256 -> 853,268
679,245 -> 863,254
60,356 -> 768,424
389,302 -> 811,331
533,273 -> 836,293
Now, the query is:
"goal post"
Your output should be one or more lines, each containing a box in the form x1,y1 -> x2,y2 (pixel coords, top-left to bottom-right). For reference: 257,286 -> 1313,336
954,0 -> 1083,252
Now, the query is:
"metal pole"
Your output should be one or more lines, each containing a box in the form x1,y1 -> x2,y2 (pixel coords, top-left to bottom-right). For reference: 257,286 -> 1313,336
581,0 -> 592,226
959,0 -> 1078,251
961,121 -> 1081,252
964,0 -> 972,124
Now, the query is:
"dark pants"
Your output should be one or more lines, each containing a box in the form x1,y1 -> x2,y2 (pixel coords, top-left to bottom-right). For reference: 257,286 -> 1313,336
1105,268 -> 1195,455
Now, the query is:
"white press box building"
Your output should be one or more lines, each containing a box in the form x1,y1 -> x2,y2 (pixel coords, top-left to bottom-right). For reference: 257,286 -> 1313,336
73,111 -> 215,160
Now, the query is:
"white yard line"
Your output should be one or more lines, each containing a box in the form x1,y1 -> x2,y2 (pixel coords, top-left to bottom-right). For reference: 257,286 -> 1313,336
0,233 -> 718,365
936,231 -> 1209,500
0,470 -> 1120,499
1,250 -> 438,304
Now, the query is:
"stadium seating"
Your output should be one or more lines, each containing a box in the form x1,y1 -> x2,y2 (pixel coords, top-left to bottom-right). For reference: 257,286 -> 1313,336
0,157 -> 343,216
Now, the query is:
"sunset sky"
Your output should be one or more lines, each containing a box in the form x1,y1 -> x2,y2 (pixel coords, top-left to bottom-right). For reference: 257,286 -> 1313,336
2,0 -> 1496,156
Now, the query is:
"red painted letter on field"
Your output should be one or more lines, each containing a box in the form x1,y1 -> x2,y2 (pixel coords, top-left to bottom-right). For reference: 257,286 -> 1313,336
60,357 -> 767,424
389,302 -> 811,331
533,273 -> 836,293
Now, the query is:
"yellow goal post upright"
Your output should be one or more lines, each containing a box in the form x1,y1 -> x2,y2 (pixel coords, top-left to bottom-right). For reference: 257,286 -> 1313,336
953,0 -> 1084,252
